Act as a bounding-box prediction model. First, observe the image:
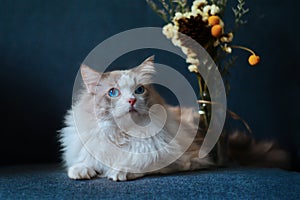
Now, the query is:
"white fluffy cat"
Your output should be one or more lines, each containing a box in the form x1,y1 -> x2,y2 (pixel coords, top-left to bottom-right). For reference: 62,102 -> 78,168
59,56 -> 290,181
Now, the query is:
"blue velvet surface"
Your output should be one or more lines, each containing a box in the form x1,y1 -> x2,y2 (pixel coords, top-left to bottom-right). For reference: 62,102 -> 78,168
0,165 -> 299,199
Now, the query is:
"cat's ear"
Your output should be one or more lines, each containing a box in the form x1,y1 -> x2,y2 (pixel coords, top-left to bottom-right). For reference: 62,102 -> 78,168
138,55 -> 155,74
80,64 -> 100,94
133,55 -> 156,83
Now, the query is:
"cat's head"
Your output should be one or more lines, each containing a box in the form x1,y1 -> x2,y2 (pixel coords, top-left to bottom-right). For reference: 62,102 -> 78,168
81,56 -> 164,120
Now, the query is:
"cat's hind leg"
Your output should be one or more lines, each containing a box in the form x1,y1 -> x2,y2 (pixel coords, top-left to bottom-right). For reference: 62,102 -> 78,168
105,169 -> 145,181
68,163 -> 97,180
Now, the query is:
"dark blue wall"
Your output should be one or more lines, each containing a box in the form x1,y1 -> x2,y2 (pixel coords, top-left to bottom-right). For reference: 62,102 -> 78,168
0,0 -> 299,167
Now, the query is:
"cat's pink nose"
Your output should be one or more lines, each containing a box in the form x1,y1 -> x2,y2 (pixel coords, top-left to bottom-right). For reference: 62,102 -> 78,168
128,98 -> 136,106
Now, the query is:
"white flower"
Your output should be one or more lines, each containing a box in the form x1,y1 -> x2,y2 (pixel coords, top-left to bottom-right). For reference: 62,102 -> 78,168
191,0 -> 207,12
181,46 -> 197,59
173,12 -> 183,26
181,47 -> 189,55
202,5 -> 211,21
186,48 -> 197,58
220,32 -> 234,43
222,44 -> 232,53
188,65 -> 199,73
210,5 -> 220,15
171,35 -> 182,47
203,5 -> 211,15
202,4 -> 220,21
186,57 -> 200,66
191,8 -> 202,15
174,12 -> 183,20
183,12 -> 193,19
224,46 -> 232,53
162,23 -> 175,39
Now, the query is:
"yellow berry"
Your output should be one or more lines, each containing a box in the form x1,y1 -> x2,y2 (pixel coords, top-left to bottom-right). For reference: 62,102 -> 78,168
248,55 -> 260,66
208,16 -> 220,26
211,25 -> 222,38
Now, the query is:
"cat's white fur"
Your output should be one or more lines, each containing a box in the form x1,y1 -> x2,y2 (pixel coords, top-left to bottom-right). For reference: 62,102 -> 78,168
59,56 -> 212,181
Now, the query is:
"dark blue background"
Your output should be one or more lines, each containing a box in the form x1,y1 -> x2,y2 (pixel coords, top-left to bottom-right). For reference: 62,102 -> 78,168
0,0 -> 299,168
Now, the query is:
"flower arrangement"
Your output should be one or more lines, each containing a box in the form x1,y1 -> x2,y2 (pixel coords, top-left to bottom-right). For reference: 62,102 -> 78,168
147,0 -> 259,132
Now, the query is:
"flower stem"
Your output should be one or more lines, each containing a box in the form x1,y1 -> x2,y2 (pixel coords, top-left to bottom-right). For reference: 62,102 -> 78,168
231,45 -> 256,55
197,73 -> 203,100
197,73 -> 209,129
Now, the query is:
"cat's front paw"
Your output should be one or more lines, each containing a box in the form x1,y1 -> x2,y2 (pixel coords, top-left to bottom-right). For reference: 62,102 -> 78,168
68,164 -> 97,180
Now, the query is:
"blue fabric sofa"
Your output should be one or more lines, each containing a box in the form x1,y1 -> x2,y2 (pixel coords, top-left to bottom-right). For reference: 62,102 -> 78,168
0,165 -> 300,200
1,165 -> 299,199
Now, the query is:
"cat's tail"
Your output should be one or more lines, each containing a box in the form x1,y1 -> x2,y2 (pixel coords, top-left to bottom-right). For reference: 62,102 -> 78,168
226,132 -> 291,170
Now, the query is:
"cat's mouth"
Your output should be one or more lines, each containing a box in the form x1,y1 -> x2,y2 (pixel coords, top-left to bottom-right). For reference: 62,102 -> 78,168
129,107 -> 138,113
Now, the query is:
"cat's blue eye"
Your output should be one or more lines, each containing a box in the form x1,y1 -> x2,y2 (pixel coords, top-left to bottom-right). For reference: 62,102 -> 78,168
108,88 -> 120,97
134,85 -> 145,94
